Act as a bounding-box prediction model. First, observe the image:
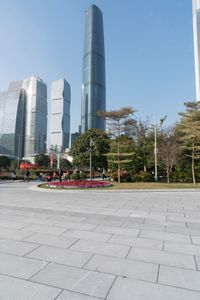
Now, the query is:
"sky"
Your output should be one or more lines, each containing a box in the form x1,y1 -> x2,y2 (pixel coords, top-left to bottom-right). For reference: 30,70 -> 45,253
0,0 -> 195,132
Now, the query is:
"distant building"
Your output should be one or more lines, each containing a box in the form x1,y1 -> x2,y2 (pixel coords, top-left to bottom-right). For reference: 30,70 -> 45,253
81,5 -> 106,133
70,132 -> 80,148
49,79 -> 71,151
193,0 -> 200,100
0,76 -> 47,159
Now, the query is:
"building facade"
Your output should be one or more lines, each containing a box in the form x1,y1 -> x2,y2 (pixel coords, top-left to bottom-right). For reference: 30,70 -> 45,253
0,81 -> 25,158
49,79 -> 71,151
81,4 -> 106,133
193,0 -> 200,101
0,76 -> 47,159
22,76 -> 47,157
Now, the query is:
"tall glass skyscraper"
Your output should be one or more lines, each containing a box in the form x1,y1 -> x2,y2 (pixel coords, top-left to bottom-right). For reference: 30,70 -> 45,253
0,81 -> 26,158
81,4 -> 106,133
22,76 -> 47,157
49,79 -> 71,151
0,76 -> 47,159
193,0 -> 200,101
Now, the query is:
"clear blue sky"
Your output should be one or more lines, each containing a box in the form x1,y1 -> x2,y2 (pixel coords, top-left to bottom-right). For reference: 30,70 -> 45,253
0,0 -> 195,132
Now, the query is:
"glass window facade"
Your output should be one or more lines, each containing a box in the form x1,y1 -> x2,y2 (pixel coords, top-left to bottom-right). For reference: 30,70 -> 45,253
50,79 -> 71,151
0,76 -> 47,159
81,5 -> 106,133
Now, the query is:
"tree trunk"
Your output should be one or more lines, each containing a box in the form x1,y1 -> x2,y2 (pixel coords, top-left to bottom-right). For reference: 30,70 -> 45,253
144,165 -> 147,172
167,169 -> 170,184
192,152 -> 196,185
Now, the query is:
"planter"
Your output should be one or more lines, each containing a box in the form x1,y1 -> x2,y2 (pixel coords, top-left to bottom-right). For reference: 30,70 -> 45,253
47,180 -> 112,189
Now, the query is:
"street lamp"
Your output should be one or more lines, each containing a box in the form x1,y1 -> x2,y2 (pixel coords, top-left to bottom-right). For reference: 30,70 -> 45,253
151,115 -> 167,182
89,137 -> 94,180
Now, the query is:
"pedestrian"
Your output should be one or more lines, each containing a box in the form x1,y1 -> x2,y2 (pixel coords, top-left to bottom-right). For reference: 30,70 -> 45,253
102,168 -> 106,180
58,168 -> 63,182
24,168 -> 30,182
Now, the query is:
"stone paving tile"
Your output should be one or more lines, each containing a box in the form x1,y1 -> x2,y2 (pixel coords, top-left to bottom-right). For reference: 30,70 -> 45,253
55,221 -> 96,231
70,239 -> 130,258
167,216 -> 200,224
159,265 -> 200,292
107,277 -> 200,300
187,222 -> 200,230
0,238 -> 39,256
0,227 -> 32,241
83,218 -> 123,227
164,241 -> 200,256
31,263 -> 115,299
121,222 -> 165,232
139,229 -> 191,243
57,290 -> 101,300
85,254 -> 158,282
0,252 -> 47,279
49,215 -> 86,222
21,217 -> 58,226
94,225 -> 139,237
191,236 -> 200,244
26,245 -> 93,267
0,273 -> 61,300
24,232 -> 78,248
62,229 -> 111,242
109,234 -> 163,250
22,224 -> 67,235
127,247 -> 196,270
0,220 -> 29,229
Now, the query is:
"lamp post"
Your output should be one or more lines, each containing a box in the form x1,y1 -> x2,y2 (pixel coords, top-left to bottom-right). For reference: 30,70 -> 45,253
152,115 -> 167,182
89,137 -> 94,181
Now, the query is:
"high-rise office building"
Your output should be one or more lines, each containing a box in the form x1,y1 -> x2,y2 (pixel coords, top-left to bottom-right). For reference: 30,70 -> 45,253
0,81 -> 26,158
49,79 -> 71,151
81,4 -> 106,133
193,0 -> 200,101
22,76 -> 47,157
0,76 -> 47,159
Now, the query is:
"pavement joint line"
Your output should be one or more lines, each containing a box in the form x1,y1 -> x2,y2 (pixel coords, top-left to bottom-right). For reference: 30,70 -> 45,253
125,245 -> 132,259
194,255 -> 199,271
104,275 -> 117,300
157,280 -> 200,294
53,289 -> 64,300
67,238 -> 80,249
27,261 -> 51,281
21,232 -> 37,241
81,253 -> 96,269
22,244 -> 41,258
156,264 -> 160,283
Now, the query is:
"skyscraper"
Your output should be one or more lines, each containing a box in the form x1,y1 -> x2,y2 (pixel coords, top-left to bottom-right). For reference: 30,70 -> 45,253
0,81 -> 26,158
22,76 -> 47,157
0,76 -> 47,159
49,79 -> 71,151
81,4 -> 106,133
193,0 -> 200,101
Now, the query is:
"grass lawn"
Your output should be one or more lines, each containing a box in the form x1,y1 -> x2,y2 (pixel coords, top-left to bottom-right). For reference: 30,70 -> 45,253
107,182 -> 200,189
39,181 -> 200,190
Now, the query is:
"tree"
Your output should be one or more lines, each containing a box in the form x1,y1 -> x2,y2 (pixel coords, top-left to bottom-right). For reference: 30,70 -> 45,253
70,129 -> 110,170
0,156 -> 11,170
176,101 -> 200,184
98,107 -> 136,183
157,128 -> 180,183
134,118 -> 153,173
34,154 -> 50,168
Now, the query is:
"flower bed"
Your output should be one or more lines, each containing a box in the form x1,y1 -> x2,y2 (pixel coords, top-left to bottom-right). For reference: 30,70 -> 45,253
47,180 -> 112,189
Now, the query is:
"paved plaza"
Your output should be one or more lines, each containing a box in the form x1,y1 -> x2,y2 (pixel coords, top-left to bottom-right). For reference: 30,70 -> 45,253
0,182 -> 200,299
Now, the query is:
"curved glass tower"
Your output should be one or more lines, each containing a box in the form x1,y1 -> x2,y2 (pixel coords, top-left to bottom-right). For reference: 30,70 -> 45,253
81,4 -> 106,133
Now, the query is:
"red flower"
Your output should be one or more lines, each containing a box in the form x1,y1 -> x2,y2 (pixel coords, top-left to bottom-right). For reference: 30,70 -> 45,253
48,180 -> 112,188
